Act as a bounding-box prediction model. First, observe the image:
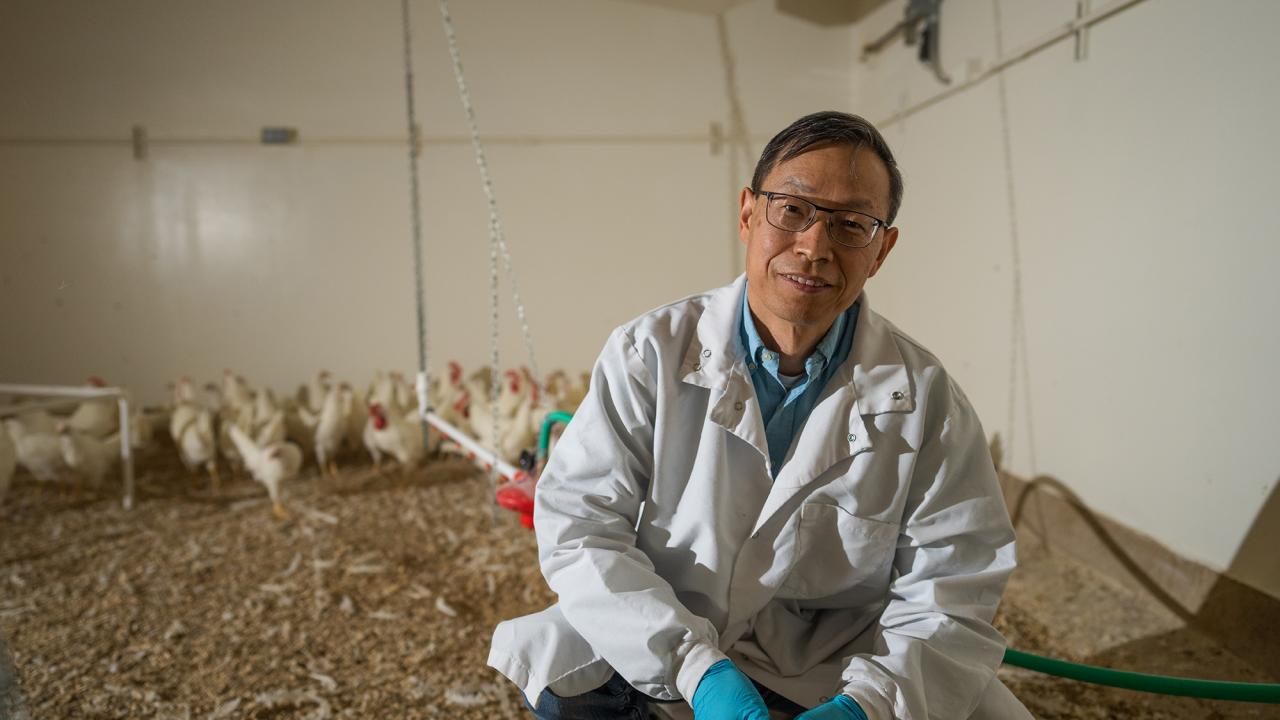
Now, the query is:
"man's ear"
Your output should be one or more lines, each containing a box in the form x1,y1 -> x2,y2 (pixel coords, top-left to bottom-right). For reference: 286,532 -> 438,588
738,187 -> 756,246
867,226 -> 898,278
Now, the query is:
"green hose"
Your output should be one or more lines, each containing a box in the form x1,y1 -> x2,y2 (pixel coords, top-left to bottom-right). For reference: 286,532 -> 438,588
537,411 -> 575,462
1003,648 -> 1280,703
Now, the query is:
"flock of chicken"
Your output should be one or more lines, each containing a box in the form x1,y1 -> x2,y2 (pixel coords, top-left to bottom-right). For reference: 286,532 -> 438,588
0,363 -> 590,518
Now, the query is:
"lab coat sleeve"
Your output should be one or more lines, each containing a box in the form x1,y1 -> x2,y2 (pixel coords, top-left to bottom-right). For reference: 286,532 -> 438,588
533,326 -> 727,701
839,373 -> 1016,720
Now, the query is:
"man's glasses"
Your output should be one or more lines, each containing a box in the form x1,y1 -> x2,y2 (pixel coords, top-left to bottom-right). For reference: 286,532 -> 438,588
754,189 -> 887,249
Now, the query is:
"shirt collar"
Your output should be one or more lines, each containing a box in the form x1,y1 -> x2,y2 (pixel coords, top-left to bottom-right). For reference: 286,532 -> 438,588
739,281 -> 848,378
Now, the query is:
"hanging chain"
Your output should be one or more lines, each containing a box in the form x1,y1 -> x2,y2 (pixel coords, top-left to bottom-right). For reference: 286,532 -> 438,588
992,0 -> 1038,476
438,0 -> 544,402
400,0 -> 433,448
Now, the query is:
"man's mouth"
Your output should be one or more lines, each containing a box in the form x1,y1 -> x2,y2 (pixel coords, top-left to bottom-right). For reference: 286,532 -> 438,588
779,273 -> 831,289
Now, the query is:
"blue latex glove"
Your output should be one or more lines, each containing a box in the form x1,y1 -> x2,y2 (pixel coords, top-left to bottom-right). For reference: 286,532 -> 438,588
795,694 -> 869,720
691,659 -> 771,719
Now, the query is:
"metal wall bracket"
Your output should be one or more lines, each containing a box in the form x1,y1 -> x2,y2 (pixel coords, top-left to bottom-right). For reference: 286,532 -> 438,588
862,0 -> 951,84
131,124 -> 147,160
1074,0 -> 1091,61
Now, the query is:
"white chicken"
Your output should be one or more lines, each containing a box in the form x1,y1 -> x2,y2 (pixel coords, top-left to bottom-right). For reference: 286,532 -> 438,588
364,402 -> 438,477
313,383 -> 351,476
251,388 -> 280,429
67,376 -> 119,438
58,424 -> 120,489
0,424 -> 16,506
171,400 -> 220,491
226,422 -> 302,520
390,371 -> 416,415
549,370 -> 591,413
12,409 -> 59,436
366,370 -> 389,406
4,417 -> 67,486
296,369 -> 332,415
221,369 -> 254,412
342,384 -> 366,454
170,376 -> 198,406
217,403 -> 254,479
469,370 -> 537,465
284,399 -> 318,458
433,361 -> 471,434
255,408 -> 287,447
168,377 -> 200,439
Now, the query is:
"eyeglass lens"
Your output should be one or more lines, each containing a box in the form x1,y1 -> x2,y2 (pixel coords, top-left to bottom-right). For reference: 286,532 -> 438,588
765,194 -> 878,248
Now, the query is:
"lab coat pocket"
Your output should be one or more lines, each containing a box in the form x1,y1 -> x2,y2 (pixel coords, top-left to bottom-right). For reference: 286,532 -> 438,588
783,503 -> 900,600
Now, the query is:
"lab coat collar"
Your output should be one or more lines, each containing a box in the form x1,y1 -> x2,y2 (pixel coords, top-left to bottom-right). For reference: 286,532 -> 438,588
681,274 -> 915,418
681,275 -> 769,462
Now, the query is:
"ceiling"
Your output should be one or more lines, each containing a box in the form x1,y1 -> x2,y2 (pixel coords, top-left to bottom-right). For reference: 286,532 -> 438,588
617,0 -> 892,24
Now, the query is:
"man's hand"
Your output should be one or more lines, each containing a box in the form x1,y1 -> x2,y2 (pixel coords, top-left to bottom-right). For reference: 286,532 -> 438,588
690,659 -> 771,719
795,695 -> 869,720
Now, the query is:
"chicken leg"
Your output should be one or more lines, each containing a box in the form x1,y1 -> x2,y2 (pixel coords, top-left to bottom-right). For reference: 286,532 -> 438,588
206,461 -> 222,494
272,501 -> 292,520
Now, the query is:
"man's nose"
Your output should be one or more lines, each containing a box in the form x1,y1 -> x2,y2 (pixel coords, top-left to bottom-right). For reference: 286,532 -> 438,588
792,215 -> 835,262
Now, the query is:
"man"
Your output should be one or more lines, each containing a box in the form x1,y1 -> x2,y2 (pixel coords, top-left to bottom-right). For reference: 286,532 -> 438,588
489,111 -> 1030,719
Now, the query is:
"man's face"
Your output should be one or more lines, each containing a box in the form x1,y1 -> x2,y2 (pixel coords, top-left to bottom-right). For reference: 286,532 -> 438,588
739,142 -> 898,337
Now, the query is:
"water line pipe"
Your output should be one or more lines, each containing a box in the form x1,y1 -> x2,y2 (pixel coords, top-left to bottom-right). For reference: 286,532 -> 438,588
536,411 -> 574,463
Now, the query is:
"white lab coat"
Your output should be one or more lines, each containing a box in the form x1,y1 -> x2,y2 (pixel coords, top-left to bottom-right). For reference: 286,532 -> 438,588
489,275 -> 1030,719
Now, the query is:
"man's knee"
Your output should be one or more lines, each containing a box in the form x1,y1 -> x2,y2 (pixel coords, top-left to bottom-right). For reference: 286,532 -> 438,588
525,673 -> 650,719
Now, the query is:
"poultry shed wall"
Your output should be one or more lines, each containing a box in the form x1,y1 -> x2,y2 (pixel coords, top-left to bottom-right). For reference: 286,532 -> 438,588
845,0 -> 1280,602
0,1 -> 851,401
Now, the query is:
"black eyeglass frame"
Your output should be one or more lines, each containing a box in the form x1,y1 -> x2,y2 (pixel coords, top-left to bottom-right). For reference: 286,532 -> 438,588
751,189 -> 889,249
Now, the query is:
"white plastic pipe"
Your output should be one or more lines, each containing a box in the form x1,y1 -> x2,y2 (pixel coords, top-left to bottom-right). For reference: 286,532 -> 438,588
0,383 -> 123,399
0,397 -> 84,416
422,411 -> 521,483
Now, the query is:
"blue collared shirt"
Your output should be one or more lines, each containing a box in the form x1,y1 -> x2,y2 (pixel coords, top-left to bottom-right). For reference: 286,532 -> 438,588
739,284 -> 859,477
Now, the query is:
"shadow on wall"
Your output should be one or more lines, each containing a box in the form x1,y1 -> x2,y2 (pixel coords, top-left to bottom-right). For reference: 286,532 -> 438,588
1195,476 -> 1280,678
993,436 -> 1280,681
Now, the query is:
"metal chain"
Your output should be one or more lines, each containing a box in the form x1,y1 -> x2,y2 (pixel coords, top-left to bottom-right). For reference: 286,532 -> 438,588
992,0 -> 1038,476
400,0 -> 433,446
439,0 -> 516,517
438,0 -> 544,402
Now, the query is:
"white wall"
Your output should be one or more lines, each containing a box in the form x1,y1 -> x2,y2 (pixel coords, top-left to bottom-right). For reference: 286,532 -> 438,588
0,0 -> 852,402
849,0 -> 1280,598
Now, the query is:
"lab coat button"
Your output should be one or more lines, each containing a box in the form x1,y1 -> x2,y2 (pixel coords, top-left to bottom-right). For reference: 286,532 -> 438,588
847,433 -> 856,443
702,349 -> 712,358
734,401 -> 744,411
891,390 -> 905,400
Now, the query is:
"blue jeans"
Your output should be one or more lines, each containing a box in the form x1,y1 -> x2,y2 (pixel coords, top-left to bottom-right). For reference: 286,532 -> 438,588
526,672 -> 808,719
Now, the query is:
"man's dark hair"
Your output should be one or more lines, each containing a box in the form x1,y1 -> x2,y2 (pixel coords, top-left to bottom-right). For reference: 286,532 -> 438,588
750,110 -> 904,225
